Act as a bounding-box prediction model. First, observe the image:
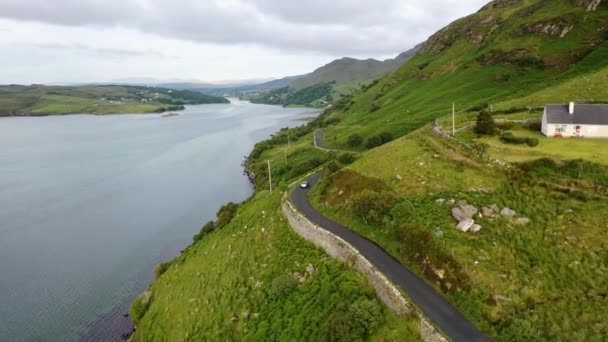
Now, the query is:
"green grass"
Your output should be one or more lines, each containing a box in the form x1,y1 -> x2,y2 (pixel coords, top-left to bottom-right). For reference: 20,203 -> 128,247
307,130 -> 608,340
131,191 -> 420,341
476,128 -> 608,165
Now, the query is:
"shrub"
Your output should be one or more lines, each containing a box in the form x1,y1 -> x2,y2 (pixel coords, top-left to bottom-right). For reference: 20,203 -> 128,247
365,135 -> 383,149
347,134 -> 363,147
337,153 -> 357,165
370,102 -> 381,112
350,190 -> 397,225
500,132 -> 539,147
318,311 -> 364,342
377,132 -> 393,144
526,120 -> 542,132
290,158 -> 324,178
349,298 -> 384,333
474,110 -> 496,135
216,203 -> 239,229
326,160 -> 341,173
193,220 -> 215,242
154,262 -> 172,279
268,274 -> 298,300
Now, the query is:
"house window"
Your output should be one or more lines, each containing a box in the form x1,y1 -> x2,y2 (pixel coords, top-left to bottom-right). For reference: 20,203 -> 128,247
555,125 -> 567,133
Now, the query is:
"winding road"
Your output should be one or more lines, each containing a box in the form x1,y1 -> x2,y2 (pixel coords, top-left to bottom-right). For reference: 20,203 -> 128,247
290,174 -> 490,342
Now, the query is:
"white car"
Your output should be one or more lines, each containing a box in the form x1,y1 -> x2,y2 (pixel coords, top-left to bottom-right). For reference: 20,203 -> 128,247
300,181 -> 309,189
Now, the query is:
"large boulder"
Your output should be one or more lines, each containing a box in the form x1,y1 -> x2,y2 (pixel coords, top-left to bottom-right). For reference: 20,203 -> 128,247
456,219 -> 475,232
452,205 -> 479,222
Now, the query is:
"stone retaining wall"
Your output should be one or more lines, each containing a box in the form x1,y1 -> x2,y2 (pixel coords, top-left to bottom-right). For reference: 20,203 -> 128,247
282,200 -> 446,342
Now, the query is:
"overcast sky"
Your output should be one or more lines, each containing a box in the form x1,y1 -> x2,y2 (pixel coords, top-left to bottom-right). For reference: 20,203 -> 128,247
0,0 -> 489,84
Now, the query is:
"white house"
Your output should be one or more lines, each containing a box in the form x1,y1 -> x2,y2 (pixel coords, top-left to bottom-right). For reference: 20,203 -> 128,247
541,102 -> 608,138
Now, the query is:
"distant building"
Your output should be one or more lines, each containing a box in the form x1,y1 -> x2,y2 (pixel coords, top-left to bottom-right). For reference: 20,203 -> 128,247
542,102 -> 608,138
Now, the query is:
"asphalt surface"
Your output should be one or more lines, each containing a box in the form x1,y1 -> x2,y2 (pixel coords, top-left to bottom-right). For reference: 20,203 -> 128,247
291,174 -> 490,342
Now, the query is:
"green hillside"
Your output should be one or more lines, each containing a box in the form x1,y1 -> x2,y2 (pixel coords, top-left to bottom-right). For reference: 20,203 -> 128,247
130,192 -> 420,341
133,1 -> 608,341
0,84 -> 228,116
245,46 -> 420,108
319,0 -> 607,147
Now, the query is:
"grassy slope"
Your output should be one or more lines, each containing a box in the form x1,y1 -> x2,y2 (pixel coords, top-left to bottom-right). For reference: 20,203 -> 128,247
131,192 -> 420,341
0,85 -> 228,115
309,124 -> 608,340
243,1 -> 608,340
320,0 -> 608,149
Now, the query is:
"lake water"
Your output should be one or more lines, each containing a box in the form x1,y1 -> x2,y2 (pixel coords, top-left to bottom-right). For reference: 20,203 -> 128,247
0,101 -> 319,342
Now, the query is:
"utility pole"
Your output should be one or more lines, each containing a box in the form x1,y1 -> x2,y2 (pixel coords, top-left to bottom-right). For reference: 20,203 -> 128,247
267,160 -> 272,193
452,102 -> 456,136
285,134 -> 290,164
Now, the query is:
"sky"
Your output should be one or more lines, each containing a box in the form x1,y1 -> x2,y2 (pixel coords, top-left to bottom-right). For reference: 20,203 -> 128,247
0,0 -> 489,85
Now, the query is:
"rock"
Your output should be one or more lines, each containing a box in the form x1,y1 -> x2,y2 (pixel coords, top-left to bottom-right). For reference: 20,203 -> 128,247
254,281 -> 263,289
396,174 -> 402,181
500,207 -> 516,217
436,198 -> 445,205
564,208 -> 574,214
492,294 -> 511,302
306,264 -> 315,275
456,219 -> 475,232
447,199 -> 456,205
435,269 -> 445,280
456,199 -> 468,206
470,224 -> 482,232
434,229 -> 444,237
481,207 -> 495,217
515,217 -> 530,226
452,205 -> 479,222
489,204 -> 499,212
338,190 -> 344,196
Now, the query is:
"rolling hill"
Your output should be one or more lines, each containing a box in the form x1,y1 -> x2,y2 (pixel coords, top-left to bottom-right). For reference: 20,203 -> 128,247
0,84 -> 229,116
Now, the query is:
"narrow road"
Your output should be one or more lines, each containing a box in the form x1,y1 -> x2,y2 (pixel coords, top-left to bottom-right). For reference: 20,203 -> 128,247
291,174 -> 490,342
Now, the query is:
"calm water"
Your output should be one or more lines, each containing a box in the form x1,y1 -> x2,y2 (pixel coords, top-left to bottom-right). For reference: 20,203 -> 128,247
0,101 -> 319,342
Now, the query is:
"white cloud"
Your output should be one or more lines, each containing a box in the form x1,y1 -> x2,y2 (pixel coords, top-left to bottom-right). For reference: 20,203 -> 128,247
0,0 -> 489,84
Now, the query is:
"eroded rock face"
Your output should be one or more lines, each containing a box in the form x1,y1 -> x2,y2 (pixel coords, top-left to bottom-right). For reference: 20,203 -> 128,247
479,0 -> 521,12
575,0 -> 602,11
520,18 -> 575,37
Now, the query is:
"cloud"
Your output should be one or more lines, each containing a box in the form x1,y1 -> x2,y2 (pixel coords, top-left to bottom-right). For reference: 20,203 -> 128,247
0,0 -> 489,55
14,42 -> 177,59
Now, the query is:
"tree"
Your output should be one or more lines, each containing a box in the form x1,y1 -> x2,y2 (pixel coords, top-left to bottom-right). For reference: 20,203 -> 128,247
365,135 -> 383,149
474,110 -> 496,135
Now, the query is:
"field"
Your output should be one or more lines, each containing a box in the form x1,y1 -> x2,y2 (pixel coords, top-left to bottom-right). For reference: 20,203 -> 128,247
130,192 -> 420,341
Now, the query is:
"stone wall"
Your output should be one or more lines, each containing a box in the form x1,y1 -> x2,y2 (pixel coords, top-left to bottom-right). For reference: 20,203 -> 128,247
282,200 -> 446,342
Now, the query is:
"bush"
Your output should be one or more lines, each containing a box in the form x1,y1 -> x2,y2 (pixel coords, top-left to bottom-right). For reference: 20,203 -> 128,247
370,102 -> 381,112
526,120 -> 542,132
193,220 -> 215,242
318,311 -> 364,342
326,160 -> 341,173
337,153 -> 357,165
474,110 -> 496,135
350,190 -> 397,225
154,262 -> 172,279
216,203 -> 239,229
500,132 -> 539,147
377,132 -> 393,144
365,135 -> 383,149
347,134 -> 363,147
268,274 -> 298,300
349,298 -> 384,333
290,158 -> 324,178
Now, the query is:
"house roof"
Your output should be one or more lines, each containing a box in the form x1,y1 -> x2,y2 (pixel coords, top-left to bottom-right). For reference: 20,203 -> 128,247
545,104 -> 608,125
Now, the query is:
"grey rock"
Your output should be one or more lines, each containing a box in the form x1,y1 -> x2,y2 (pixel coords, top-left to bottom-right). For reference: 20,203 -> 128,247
500,207 -> 517,217
452,205 -> 479,222
306,264 -> 315,275
470,224 -> 482,232
447,199 -> 456,205
456,219 -> 475,232
434,229 -> 444,237
515,217 -> 530,226
481,207 -> 494,217
436,198 -> 445,205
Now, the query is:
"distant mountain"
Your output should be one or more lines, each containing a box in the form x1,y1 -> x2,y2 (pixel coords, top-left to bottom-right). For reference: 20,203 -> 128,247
291,45 -> 422,91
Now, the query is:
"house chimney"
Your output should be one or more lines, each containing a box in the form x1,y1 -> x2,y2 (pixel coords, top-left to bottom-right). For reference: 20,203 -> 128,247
569,102 -> 575,115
